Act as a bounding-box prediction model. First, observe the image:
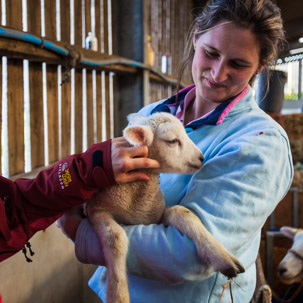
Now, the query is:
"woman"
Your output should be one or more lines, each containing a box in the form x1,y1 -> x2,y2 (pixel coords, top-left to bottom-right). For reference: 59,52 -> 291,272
58,0 -> 293,302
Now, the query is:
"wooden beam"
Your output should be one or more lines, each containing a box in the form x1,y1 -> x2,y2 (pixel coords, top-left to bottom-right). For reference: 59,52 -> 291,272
0,37 -> 62,63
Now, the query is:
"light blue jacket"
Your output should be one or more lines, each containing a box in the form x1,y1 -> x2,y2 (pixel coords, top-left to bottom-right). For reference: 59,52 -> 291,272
76,86 -> 293,303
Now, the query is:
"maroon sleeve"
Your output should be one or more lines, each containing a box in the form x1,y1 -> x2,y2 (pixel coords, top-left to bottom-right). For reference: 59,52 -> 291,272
0,139 -> 116,262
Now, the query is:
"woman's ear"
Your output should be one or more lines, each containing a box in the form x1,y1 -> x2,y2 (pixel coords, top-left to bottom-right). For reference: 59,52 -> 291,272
257,65 -> 265,74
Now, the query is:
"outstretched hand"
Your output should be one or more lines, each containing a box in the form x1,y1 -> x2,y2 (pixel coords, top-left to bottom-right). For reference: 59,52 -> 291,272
111,137 -> 160,184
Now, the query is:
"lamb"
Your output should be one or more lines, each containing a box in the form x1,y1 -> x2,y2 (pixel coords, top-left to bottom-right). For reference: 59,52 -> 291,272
278,226 -> 303,284
85,111 -> 245,303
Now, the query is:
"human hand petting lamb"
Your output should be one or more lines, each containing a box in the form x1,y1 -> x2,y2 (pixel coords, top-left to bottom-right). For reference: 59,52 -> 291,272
278,226 -> 303,284
84,112 -> 245,303
111,136 -> 160,184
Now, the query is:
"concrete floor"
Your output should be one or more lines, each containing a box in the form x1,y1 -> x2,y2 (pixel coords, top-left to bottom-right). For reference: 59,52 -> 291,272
0,224 -> 101,303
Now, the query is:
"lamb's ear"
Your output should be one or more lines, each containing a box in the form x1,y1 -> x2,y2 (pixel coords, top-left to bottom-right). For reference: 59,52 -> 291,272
127,113 -> 148,125
280,226 -> 297,239
123,125 -> 154,146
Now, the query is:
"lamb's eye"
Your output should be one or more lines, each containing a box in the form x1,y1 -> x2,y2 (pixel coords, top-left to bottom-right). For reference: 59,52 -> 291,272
165,139 -> 180,145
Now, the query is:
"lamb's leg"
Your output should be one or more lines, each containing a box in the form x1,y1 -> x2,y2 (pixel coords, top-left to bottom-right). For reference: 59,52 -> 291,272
89,211 -> 130,303
162,205 -> 245,279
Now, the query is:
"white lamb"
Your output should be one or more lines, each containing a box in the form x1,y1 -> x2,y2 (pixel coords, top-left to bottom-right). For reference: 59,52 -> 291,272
85,112 -> 245,303
278,226 -> 303,284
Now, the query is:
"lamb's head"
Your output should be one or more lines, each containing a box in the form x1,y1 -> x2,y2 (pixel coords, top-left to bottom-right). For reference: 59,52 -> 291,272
278,226 -> 303,284
123,112 -> 204,174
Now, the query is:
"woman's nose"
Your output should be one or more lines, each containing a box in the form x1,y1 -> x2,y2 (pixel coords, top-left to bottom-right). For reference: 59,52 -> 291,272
211,61 -> 228,83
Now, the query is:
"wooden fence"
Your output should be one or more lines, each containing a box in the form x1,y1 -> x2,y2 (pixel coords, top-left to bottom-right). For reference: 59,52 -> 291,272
0,0 -> 194,179
147,0 -> 193,102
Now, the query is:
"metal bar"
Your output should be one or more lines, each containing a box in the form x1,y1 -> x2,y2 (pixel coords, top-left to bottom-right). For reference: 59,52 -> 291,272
298,59 -> 302,100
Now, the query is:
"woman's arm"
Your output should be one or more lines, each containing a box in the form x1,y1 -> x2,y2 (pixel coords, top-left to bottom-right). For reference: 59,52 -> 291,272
0,137 -> 159,262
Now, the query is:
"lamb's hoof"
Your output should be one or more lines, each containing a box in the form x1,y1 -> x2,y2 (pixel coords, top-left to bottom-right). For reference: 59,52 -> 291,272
209,251 -> 245,279
219,259 -> 245,279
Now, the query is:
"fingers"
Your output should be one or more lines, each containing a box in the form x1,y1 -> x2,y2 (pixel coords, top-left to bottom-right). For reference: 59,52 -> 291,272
127,145 -> 149,158
123,156 -> 160,172
111,137 -> 160,184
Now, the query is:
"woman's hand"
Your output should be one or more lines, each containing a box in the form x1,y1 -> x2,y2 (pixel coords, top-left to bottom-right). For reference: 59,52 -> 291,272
56,205 -> 84,241
111,137 -> 160,184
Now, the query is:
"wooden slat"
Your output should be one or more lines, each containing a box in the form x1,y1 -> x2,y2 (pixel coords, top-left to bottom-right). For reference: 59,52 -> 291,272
7,60 -> 24,176
47,65 -> 59,164
103,0 -> 109,54
111,73 -> 116,134
170,0 -> 176,76
60,69 -> 71,158
85,0 -> 91,40
74,69 -> 83,153
44,0 -> 57,40
27,0 -> 41,35
104,73 -> 111,139
96,71 -> 102,141
95,0 -> 101,52
6,0 -> 22,30
162,0 -> 167,55
61,0 -> 71,43
175,0 -> 181,78
103,2 -> 110,139
74,0 -> 83,48
29,62 -> 45,169
86,70 -> 94,147
159,0 -> 163,67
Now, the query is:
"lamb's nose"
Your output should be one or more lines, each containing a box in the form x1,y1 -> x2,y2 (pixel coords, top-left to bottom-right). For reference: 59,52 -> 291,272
200,156 -> 204,164
278,267 -> 287,276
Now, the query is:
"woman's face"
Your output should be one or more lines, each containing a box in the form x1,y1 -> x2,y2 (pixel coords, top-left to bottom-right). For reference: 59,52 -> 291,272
192,21 -> 263,107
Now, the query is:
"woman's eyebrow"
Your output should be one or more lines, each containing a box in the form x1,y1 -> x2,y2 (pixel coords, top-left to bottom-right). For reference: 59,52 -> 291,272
203,43 -> 253,66
203,44 -> 218,52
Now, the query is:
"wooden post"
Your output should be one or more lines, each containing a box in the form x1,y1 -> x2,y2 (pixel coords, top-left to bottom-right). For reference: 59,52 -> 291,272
112,0 -> 145,136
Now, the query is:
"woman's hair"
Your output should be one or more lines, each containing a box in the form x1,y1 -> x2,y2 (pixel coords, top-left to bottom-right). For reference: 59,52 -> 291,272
178,0 -> 286,87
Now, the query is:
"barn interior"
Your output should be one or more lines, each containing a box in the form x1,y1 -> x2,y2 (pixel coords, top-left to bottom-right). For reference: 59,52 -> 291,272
0,1 -> 303,302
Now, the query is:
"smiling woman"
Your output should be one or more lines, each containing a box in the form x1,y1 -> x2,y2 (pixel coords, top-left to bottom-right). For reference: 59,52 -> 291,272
191,21 -> 262,118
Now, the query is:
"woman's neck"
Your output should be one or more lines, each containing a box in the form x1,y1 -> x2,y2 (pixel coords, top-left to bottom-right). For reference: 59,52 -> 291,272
184,98 -> 218,125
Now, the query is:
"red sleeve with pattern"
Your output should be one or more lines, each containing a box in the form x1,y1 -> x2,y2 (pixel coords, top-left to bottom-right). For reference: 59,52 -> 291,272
0,140 -> 116,262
